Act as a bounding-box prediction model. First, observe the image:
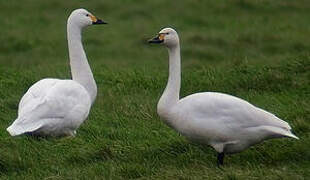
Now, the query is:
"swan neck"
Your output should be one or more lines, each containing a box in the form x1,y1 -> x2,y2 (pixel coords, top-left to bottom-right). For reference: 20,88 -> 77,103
158,44 -> 181,113
67,22 -> 97,104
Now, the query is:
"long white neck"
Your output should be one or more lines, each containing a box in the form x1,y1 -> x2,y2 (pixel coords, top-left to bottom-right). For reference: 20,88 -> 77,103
157,44 -> 181,115
67,21 -> 97,104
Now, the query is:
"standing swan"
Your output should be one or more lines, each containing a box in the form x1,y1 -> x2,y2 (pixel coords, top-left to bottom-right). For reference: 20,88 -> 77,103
7,9 -> 107,137
148,28 -> 298,165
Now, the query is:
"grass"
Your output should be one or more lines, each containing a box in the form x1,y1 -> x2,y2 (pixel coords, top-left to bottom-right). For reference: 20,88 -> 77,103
0,0 -> 309,179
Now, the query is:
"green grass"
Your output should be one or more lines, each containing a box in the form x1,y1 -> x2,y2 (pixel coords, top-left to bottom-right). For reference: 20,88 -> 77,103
0,0 -> 309,179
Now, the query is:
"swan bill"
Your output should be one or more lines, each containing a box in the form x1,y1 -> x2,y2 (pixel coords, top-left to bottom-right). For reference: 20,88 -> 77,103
148,35 -> 164,44
89,14 -> 107,25
92,19 -> 107,25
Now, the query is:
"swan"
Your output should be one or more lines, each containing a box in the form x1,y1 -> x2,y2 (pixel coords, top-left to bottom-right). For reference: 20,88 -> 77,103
148,28 -> 299,165
6,9 -> 107,137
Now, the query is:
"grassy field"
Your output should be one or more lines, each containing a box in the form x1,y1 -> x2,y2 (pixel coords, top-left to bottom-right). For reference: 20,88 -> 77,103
0,0 -> 309,179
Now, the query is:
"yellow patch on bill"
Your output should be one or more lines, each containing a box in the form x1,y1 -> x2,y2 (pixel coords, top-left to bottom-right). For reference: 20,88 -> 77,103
90,15 -> 97,22
159,34 -> 165,41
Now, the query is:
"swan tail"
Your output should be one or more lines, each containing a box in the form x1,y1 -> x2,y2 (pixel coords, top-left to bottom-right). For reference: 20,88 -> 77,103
271,119 -> 299,139
258,110 -> 299,139
7,118 -> 42,136
7,123 -> 26,136
262,126 -> 299,140
283,131 -> 299,140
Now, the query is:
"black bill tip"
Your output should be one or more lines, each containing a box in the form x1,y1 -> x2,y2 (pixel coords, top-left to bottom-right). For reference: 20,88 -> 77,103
148,36 -> 163,44
92,19 -> 108,25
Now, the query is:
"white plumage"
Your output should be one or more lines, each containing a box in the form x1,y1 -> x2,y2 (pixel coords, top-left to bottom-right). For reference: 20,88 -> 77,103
149,28 -> 298,165
9,79 -> 91,136
7,9 -> 106,137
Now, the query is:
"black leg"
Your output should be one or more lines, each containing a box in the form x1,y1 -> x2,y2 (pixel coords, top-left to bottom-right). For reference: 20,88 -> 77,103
217,152 -> 224,166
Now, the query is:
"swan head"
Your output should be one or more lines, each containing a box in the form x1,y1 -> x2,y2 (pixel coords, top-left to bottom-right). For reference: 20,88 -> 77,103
68,9 -> 107,28
148,28 -> 179,48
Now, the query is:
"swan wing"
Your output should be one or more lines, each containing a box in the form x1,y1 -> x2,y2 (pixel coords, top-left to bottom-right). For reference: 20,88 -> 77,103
18,78 -> 58,113
7,79 -> 91,136
175,92 -> 296,142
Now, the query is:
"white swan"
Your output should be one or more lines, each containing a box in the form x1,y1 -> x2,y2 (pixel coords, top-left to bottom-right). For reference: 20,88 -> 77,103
148,28 -> 299,165
6,9 -> 107,137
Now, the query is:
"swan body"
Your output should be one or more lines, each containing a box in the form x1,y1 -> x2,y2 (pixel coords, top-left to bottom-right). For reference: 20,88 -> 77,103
149,28 -> 298,165
7,9 -> 106,137
8,79 -> 91,136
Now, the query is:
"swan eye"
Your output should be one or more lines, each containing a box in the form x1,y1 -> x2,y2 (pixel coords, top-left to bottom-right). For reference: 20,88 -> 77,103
86,14 -> 89,17
166,33 -> 170,35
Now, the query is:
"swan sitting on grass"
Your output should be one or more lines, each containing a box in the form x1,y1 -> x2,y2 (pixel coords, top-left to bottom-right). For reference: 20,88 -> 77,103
7,9 -> 107,137
148,27 -> 299,165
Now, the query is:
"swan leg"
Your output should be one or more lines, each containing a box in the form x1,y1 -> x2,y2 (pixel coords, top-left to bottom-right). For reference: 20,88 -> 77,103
217,152 -> 224,166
